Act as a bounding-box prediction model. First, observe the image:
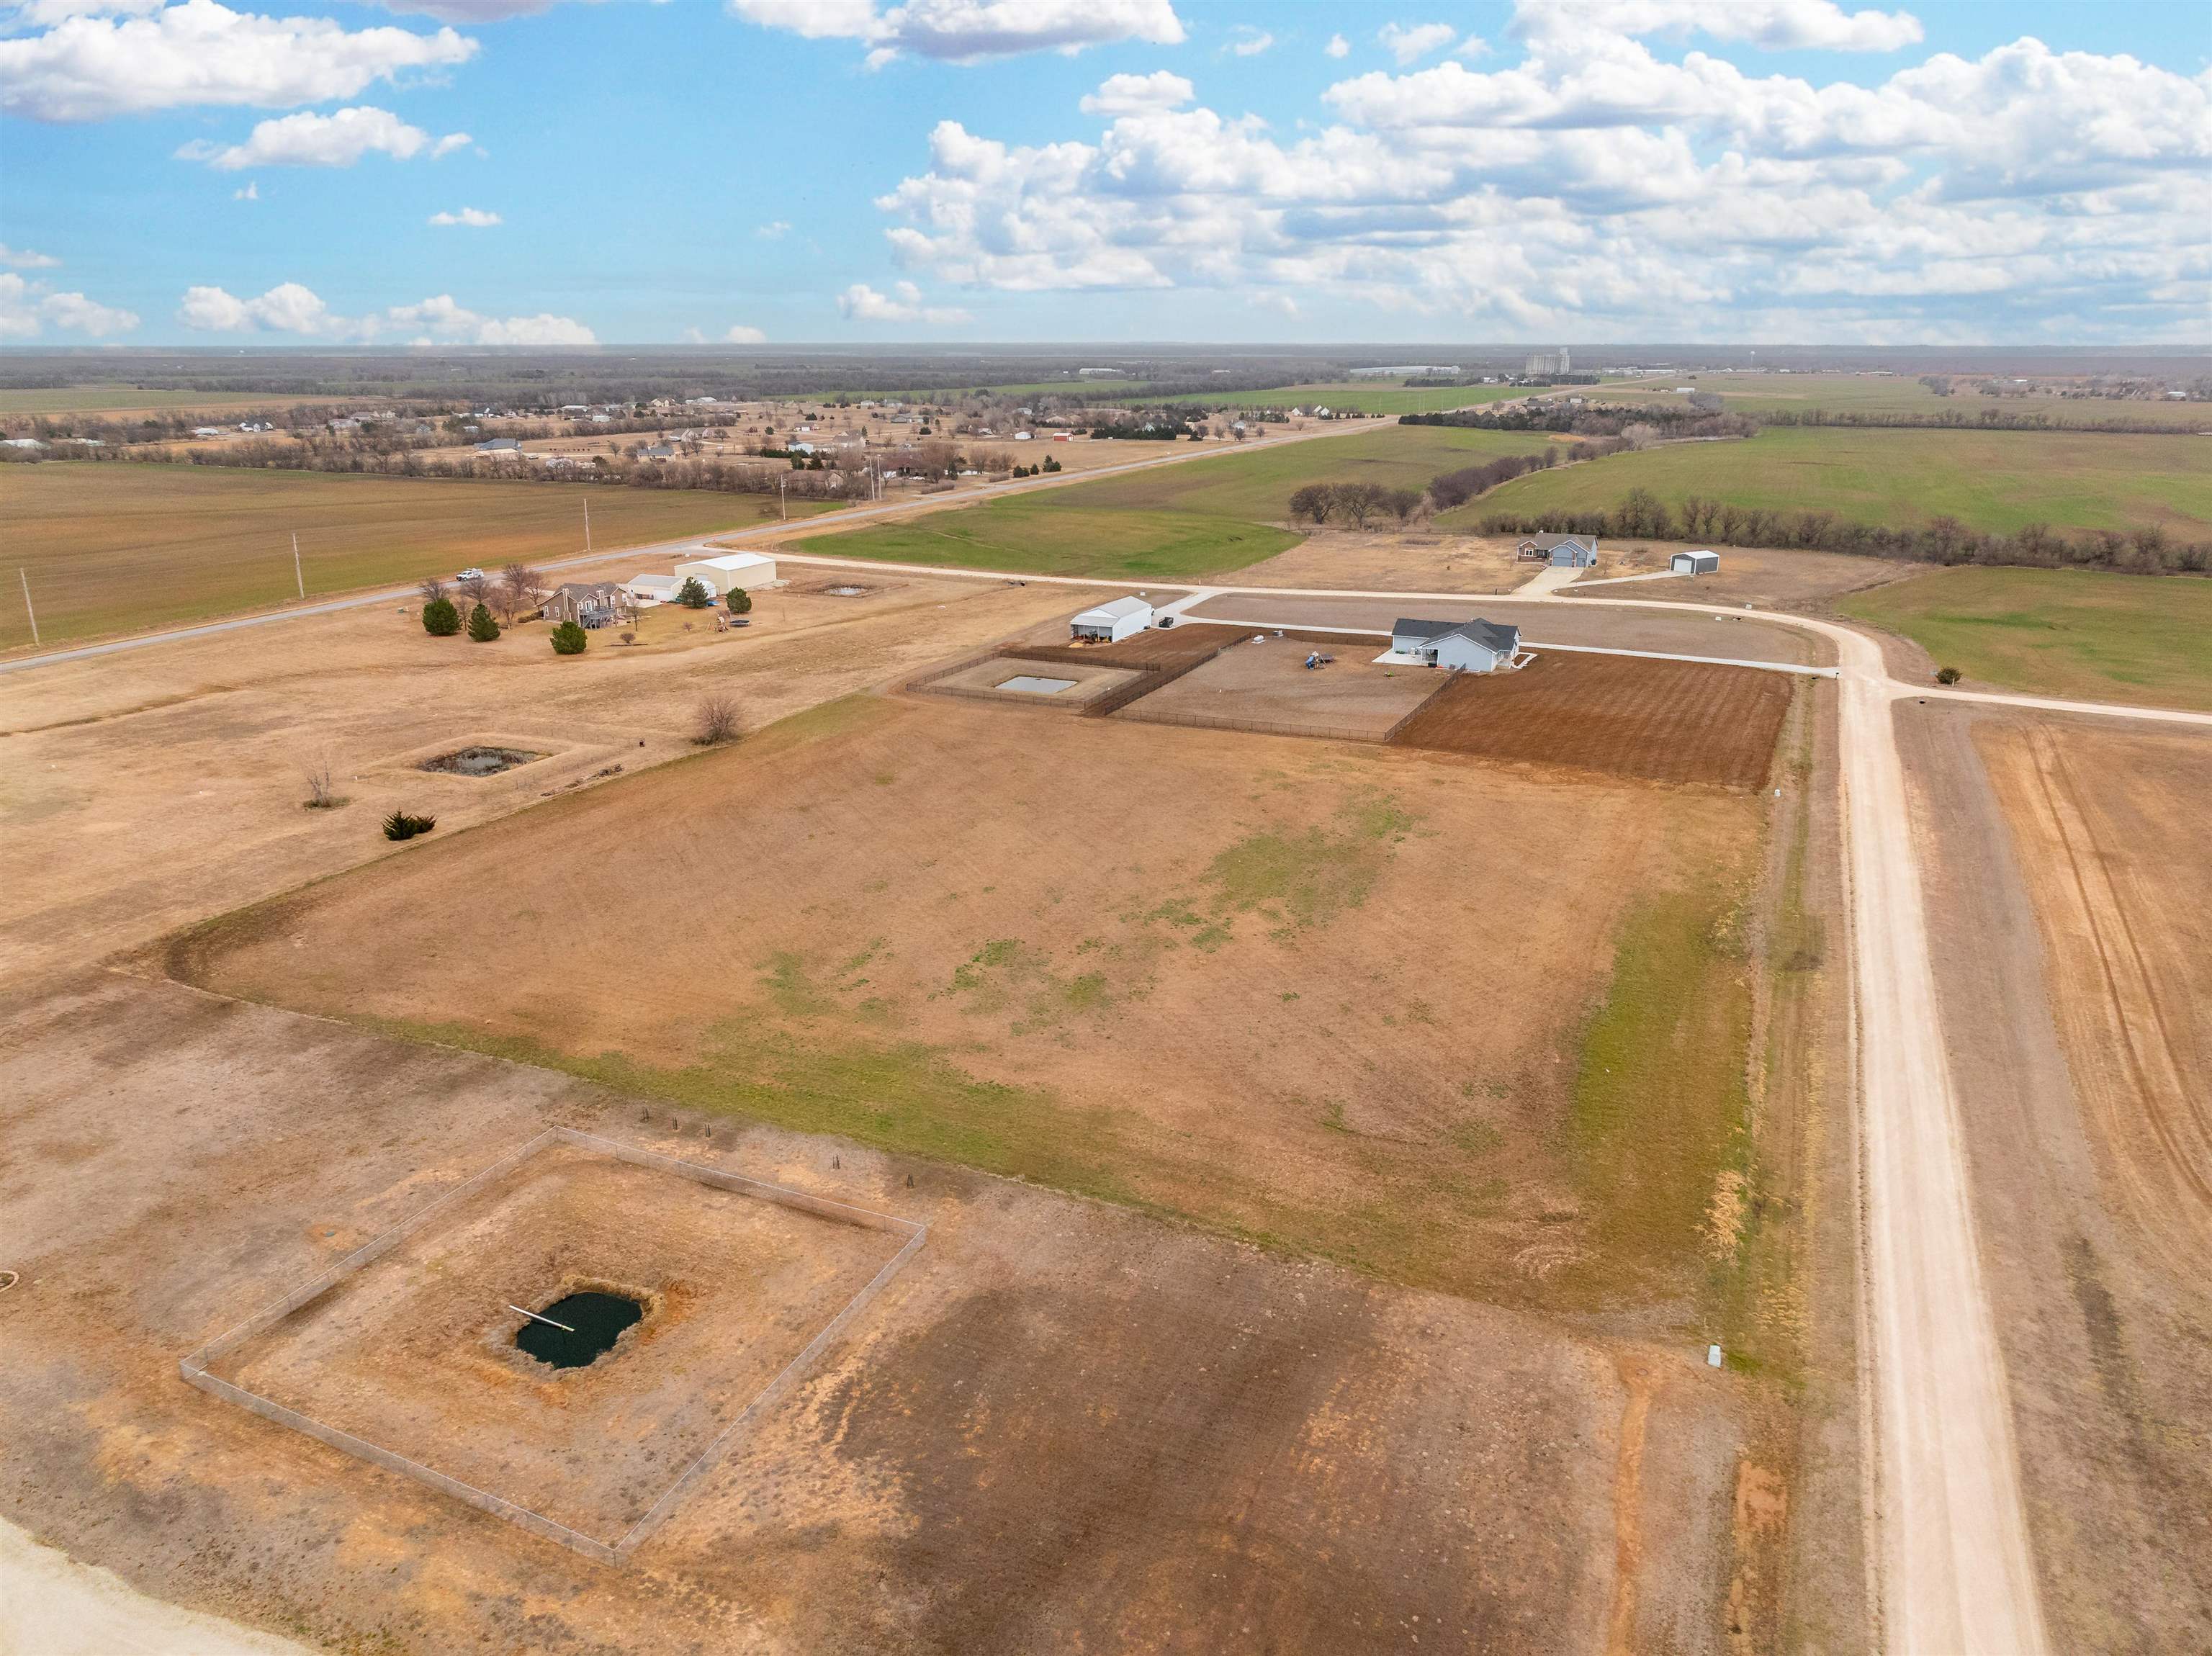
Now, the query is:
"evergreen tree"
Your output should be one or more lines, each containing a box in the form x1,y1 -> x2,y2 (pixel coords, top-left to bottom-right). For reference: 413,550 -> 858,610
726,586 -> 752,615
550,620 -> 588,654
467,602 -> 500,642
676,576 -> 712,608
421,596 -> 461,635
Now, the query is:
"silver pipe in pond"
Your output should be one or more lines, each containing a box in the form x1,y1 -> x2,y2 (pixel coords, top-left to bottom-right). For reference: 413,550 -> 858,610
508,1304 -> 575,1333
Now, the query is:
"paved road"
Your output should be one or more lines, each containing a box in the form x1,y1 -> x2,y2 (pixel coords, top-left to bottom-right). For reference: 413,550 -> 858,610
0,419 -> 1379,675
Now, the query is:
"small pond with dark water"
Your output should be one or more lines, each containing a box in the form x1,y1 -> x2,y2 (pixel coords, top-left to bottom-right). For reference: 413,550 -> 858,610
420,746 -> 544,777
515,1291 -> 644,1369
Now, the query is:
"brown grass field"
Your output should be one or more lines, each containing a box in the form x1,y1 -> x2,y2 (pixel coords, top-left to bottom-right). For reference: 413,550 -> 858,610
0,463 -> 837,650
1977,720 -> 2212,1273
1901,703 -> 2212,1652
1391,654 -> 1797,790
172,691 -> 1769,1313
6,973 -> 1776,1655
0,561 -> 1850,1651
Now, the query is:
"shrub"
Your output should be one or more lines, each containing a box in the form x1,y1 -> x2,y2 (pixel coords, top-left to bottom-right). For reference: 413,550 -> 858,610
693,693 -> 740,745
550,620 -> 588,654
381,811 -> 437,841
726,585 -> 752,615
421,595 -> 460,635
466,602 -> 500,642
677,575 -> 712,608
1936,666 -> 1962,685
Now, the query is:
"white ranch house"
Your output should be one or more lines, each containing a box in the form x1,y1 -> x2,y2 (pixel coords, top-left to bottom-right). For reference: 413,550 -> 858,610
1391,616 -> 1523,674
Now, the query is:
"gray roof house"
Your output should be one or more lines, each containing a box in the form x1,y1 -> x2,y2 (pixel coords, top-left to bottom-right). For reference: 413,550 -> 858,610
540,582 -> 626,626
1392,616 -> 1521,674
1516,532 -> 1599,567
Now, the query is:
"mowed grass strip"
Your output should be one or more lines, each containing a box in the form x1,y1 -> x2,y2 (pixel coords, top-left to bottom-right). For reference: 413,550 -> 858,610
1445,426 -> 2212,539
1840,565 -> 2212,710
796,425 -> 1557,581
0,462 -> 835,650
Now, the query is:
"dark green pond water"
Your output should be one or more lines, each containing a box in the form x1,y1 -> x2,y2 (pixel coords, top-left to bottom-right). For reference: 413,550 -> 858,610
515,1291 -> 643,1369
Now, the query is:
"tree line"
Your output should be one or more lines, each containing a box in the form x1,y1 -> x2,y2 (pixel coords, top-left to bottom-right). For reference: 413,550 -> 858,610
1474,488 -> 2208,575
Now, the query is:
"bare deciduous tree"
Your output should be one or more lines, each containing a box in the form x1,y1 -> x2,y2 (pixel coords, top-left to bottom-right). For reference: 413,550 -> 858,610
693,693 -> 741,746
498,561 -> 547,622
417,575 -> 449,605
300,751 -> 346,809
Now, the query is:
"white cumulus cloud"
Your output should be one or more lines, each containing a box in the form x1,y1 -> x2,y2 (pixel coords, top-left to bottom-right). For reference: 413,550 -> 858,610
864,9 -> 2212,343
723,323 -> 768,343
1378,22 -> 1457,66
0,0 -> 477,122
1226,26 -> 1271,57
0,271 -> 139,339
1324,32 -> 1349,58
727,0 -> 1184,66
428,206 -> 500,226
178,282 -> 595,344
176,106 -> 468,169
1,243 -> 65,268
1079,70 -> 1192,117
1524,1 -> 1923,53
755,220 -> 791,238
836,280 -> 970,325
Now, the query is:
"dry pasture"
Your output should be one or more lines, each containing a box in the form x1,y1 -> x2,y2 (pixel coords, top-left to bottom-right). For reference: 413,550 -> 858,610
1392,653 -> 1798,790
0,564 -> 1083,985
0,973 -> 1764,1656
171,691 -> 1768,1309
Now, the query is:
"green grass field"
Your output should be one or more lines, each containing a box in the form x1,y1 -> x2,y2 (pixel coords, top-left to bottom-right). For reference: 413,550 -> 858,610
789,497 -> 1297,582
1604,372 -> 2212,431
1152,380 -> 1529,416
0,464 -> 835,651
1840,566 -> 2212,709
797,424 -> 1557,580
1446,426 -> 2212,539
0,387 -> 343,418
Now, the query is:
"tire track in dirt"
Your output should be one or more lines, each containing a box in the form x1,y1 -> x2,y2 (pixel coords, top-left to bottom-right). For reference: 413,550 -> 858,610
2017,726 -> 2212,1256
1604,1354 -> 1654,1656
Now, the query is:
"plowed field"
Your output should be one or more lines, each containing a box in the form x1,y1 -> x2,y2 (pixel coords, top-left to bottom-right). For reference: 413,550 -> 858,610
1391,652 -> 1795,788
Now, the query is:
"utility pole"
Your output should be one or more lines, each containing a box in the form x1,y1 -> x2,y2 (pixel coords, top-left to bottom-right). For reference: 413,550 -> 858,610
583,495 -> 592,554
18,568 -> 38,647
779,474 -> 786,522
292,532 -> 305,599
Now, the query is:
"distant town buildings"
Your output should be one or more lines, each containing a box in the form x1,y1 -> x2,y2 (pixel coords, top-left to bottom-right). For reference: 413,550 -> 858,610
1524,347 -> 1572,377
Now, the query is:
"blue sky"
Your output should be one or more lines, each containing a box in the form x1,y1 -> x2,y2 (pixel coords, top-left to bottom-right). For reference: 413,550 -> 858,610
1,1 -> 2206,346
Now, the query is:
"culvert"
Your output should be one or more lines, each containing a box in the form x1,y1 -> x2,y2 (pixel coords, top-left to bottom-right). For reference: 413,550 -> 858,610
513,1291 -> 644,1369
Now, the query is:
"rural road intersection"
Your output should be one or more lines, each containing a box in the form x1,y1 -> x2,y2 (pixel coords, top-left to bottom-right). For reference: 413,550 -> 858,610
11,493 -> 2210,1654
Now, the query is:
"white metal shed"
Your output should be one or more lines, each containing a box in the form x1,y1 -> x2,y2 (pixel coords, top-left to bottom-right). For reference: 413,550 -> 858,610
1671,550 -> 1721,574
672,552 -> 778,595
1069,595 -> 1155,642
